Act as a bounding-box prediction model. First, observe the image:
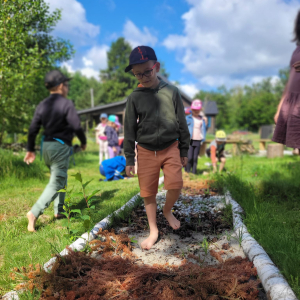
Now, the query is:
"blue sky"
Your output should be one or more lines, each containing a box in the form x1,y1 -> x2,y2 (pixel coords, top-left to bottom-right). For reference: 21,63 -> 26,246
47,0 -> 300,97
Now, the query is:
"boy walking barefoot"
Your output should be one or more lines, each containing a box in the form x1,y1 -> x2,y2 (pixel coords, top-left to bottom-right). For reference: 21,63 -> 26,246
24,70 -> 87,232
124,46 -> 190,250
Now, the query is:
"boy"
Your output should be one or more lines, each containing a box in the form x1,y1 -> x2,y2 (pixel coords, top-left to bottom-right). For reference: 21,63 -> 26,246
124,46 -> 190,250
24,70 -> 87,232
95,113 -> 108,164
206,130 -> 227,173
99,156 -> 126,181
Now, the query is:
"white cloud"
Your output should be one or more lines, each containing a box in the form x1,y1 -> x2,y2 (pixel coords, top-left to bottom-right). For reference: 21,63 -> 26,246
80,67 -> 100,79
46,0 -> 100,44
200,75 -> 281,89
61,45 -> 109,80
98,0 -> 116,10
61,61 -> 75,73
179,83 -> 199,97
123,20 -> 158,48
82,57 -> 93,67
84,45 -> 109,70
163,0 -> 299,88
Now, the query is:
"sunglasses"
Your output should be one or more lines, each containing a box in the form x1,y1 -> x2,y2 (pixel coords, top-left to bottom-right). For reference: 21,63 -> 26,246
132,63 -> 157,80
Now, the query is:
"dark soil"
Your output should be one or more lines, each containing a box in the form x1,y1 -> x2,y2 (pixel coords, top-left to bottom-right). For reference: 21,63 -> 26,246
118,207 -> 232,240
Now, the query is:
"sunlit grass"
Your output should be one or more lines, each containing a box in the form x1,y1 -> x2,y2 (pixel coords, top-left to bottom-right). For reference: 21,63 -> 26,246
0,147 -> 140,295
212,155 -> 300,297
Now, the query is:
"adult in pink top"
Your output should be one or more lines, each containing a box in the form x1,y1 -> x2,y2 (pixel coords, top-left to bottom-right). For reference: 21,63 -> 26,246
95,113 -> 109,164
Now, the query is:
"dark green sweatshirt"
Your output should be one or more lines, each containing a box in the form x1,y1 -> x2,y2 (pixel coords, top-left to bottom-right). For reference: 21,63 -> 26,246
124,79 -> 190,166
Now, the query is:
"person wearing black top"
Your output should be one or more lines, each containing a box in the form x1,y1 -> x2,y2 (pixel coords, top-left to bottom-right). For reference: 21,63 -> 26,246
24,70 -> 87,232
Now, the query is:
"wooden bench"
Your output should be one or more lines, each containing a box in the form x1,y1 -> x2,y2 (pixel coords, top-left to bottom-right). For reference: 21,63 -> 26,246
200,138 -> 271,156
254,139 -> 272,151
200,139 -> 251,156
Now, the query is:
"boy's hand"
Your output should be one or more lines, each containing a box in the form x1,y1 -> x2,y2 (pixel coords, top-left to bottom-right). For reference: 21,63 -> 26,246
126,166 -> 135,177
181,157 -> 188,167
24,152 -> 36,165
81,144 -> 87,151
113,146 -> 117,153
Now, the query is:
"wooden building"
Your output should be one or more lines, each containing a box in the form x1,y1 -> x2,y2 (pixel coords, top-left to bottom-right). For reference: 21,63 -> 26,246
202,101 -> 219,134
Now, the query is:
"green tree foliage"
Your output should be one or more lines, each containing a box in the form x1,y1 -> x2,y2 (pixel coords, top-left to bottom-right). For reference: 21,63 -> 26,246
194,68 -> 289,132
159,62 -> 169,79
61,67 -> 103,110
0,0 -> 73,143
99,38 -> 137,103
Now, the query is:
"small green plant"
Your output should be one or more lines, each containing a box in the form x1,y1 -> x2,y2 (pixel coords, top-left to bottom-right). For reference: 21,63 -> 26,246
220,197 -> 233,226
58,172 -> 100,243
129,236 -> 138,244
232,227 -> 244,248
201,237 -> 210,255
204,188 -> 210,197
225,231 -> 232,242
198,253 -> 204,265
19,288 -> 41,300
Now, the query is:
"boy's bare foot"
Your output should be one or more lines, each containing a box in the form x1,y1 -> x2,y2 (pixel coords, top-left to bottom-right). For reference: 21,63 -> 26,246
163,211 -> 180,230
27,211 -> 37,232
141,230 -> 159,250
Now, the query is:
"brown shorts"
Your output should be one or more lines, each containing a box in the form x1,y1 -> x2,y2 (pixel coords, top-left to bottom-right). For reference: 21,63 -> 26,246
137,141 -> 183,197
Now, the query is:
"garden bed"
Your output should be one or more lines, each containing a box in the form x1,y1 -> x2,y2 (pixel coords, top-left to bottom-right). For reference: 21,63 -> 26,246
11,179 -> 267,299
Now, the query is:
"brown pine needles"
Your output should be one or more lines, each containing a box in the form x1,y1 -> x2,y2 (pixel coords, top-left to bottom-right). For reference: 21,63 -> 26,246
11,229 -> 261,299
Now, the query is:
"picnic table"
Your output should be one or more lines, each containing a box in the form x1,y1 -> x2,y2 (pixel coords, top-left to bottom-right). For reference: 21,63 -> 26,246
200,138 -> 271,156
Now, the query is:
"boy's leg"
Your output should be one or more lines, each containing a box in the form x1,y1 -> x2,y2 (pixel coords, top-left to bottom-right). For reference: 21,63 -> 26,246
28,143 -> 70,230
192,142 -> 201,174
108,146 -> 114,158
219,157 -> 226,173
141,194 -> 159,250
99,140 -> 103,164
136,145 -> 161,249
115,146 -> 120,156
185,144 -> 193,173
104,141 -> 109,160
163,189 -> 181,229
161,142 -> 183,229
53,154 -> 70,217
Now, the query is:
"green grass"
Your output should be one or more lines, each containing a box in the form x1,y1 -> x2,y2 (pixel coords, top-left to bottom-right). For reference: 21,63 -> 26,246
2,135 -> 299,297
0,149 -> 46,180
211,155 -> 300,297
0,148 -> 140,296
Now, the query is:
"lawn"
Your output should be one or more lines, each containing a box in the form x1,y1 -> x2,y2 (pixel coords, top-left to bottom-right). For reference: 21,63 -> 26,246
210,154 -> 300,297
1,140 -> 300,298
0,148 -> 140,296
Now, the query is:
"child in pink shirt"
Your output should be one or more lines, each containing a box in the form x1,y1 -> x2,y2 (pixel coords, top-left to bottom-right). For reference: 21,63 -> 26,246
95,113 -> 108,164
185,100 -> 206,174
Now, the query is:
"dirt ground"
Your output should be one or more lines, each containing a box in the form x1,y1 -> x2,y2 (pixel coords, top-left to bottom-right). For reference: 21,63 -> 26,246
105,179 -> 243,268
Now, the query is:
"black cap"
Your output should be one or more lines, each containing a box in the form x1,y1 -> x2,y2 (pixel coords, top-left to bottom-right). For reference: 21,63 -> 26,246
125,46 -> 157,73
44,70 -> 71,89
